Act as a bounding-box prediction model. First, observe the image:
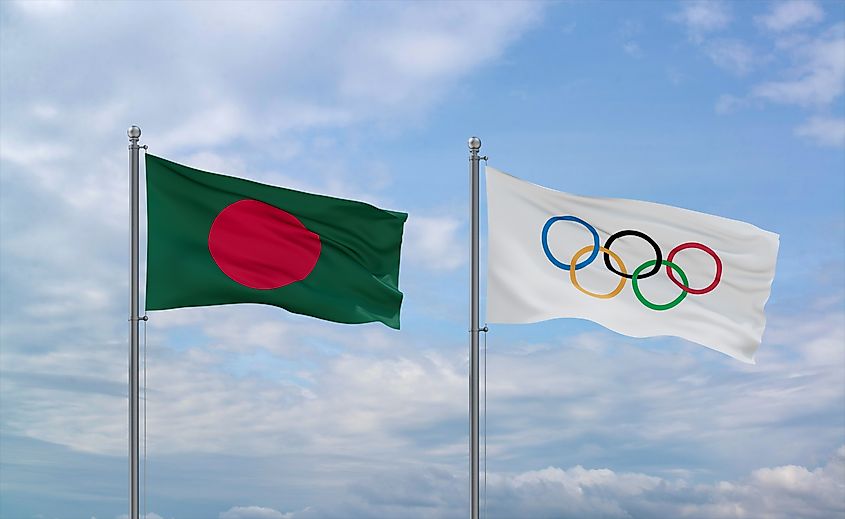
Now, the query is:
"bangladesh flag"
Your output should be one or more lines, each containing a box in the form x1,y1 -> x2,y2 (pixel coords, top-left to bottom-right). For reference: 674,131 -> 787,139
145,154 -> 407,329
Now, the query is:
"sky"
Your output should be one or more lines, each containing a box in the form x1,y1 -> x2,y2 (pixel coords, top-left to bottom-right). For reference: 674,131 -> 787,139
1,1 -> 844,518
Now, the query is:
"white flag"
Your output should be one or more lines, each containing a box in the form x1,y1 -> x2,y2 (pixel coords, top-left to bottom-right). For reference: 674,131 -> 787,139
486,167 -> 779,363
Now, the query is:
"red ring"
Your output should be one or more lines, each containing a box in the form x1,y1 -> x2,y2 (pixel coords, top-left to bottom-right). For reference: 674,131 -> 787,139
666,242 -> 722,295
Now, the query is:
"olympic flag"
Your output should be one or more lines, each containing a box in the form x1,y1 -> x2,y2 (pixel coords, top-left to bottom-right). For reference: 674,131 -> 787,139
486,167 -> 779,363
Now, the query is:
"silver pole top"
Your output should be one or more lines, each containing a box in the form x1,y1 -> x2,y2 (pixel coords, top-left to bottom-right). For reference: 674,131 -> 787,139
468,136 -> 481,150
128,126 -> 142,139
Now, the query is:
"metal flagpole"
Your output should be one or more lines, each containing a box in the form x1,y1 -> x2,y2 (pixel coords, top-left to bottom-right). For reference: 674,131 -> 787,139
468,136 -> 482,519
128,125 -> 142,519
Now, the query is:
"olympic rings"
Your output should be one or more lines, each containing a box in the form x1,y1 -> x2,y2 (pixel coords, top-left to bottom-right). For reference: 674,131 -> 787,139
632,260 -> 688,311
542,216 -> 599,271
666,242 -> 722,295
570,245 -> 627,299
604,230 -> 662,279
541,215 -> 722,311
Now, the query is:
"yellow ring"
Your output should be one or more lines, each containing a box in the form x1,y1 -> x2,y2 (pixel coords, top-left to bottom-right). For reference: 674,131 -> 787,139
569,245 -> 627,299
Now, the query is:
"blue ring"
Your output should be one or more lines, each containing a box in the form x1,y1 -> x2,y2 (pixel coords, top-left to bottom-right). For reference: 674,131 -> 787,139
542,216 -> 600,271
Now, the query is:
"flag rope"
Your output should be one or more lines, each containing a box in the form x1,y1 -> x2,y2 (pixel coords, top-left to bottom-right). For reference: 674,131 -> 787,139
483,324 -> 489,519
143,317 -> 148,519
481,155 -> 489,519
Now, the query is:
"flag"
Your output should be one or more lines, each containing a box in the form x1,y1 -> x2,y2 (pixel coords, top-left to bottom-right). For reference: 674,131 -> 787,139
486,166 -> 779,363
145,154 -> 407,329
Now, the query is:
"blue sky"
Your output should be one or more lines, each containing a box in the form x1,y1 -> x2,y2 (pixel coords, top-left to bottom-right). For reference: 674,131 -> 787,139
1,1 -> 843,518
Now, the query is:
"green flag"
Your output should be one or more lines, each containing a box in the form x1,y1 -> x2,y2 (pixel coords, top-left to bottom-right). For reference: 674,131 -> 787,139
145,154 -> 407,329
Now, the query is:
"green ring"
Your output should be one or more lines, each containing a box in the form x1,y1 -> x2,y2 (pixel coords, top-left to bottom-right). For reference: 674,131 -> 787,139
632,259 -> 689,311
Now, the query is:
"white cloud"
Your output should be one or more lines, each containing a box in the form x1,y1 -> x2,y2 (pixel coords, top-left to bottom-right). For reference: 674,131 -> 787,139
619,19 -> 644,59
296,444 -> 845,518
560,21 -> 577,35
11,0 -> 70,15
671,1 -> 732,40
670,4 -> 757,78
666,67 -> 687,85
752,24 -> 845,107
704,39 -> 757,76
0,0 -> 541,213
0,0 -> 540,463
1,4 -> 543,485
706,20 -> 845,145
9,296 -> 841,468
794,116 -> 845,147
2,3 -> 843,517
0,308 -> 467,456
403,215 -> 466,271
756,0 -> 825,32
715,94 -> 747,114
220,506 -> 304,519
480,445 -> 845,519
31,103 -> 59,120
486,466 -> 662,518
622,41 -> 644,59
4,298 -> 843,517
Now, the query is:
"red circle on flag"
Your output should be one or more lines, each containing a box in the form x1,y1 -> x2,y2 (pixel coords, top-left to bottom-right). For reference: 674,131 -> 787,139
208,199 -> 321,290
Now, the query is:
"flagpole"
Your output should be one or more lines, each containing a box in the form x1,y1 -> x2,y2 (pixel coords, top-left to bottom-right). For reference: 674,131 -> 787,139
128,125 -> 142,519
468,136 -> 482,519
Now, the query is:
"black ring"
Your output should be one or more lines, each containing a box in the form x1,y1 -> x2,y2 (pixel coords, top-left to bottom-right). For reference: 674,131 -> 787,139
603,230 -> 662,279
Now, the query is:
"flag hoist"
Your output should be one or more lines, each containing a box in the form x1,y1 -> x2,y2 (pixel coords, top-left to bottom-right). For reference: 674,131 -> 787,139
468,136 -> 484,519
128,125 -> 144,519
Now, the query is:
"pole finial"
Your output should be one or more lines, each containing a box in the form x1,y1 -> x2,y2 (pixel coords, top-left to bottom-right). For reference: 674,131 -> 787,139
128,126 -> 142,139
468,136 -> 481,150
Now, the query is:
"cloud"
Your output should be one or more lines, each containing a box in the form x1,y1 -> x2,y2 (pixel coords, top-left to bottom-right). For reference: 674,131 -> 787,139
2,1 -> 541,155
0,6 -> 543,516
0,308 -> 467,456
0,1 -> 542,229
9,294 -> 841,473
752,24 -> 845,107
794,115 -> 845,147
403,215 -> 466,271
714,94 -> 747,114
622,41 -> 644,59
669,4 -> 756,76
619,20 -> 644,58
671,1 -> 732,41
220,506 -> 304,519
2,3 -> 843,517
0,4 -> 531,372
287,444 -> 845,518
4,299 -> 843,517
703,39 -> 757,76
11,0 -> 70,15
484,466 -> 663,519
478,445 -> 845,519
756,0 -> 825,32
670,2 -> 841,136
701,17 -> 844,146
